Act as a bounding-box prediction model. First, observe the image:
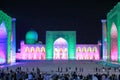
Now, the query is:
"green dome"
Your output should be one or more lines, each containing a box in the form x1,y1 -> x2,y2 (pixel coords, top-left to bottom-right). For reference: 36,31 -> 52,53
25,30 -> 38,44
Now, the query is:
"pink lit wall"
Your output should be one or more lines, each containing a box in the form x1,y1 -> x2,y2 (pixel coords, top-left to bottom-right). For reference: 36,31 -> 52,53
16,41 -> 100,61
76,44 -> 100,60
111,38 -> 118,61
16,41 -> 46,60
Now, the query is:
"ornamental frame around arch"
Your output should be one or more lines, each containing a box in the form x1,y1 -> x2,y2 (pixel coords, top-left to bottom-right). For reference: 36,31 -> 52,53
0,10 -> 12,63
46,31 -> 76,60
107,3 -> 120,62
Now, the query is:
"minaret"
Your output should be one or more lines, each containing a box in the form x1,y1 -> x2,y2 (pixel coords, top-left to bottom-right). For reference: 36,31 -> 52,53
101,19 -> 107,61
10,18 -> 16,63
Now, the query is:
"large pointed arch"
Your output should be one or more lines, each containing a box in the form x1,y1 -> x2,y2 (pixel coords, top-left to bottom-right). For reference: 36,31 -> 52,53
0,21 -> 7,64
0,21 -> 7,38
0,10 -> 13,64
53,37 -> 68,60
110,23 -> 118,61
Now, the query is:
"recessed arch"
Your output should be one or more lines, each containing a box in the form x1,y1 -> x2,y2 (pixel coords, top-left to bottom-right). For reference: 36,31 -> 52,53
36,47 -> 40,53
41,47 -> 45,53
110,23 -> 118,61
0,21 -> 7,64
53,37 -> 68,60
82,47 -> 86,53
31,47 -> 35,53
93,47 -> 97,53
87,47 -> 92,53
77,47 -> 81,53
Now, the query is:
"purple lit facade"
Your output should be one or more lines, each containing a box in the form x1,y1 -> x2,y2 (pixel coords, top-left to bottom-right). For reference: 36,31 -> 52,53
0,22 -> 7,64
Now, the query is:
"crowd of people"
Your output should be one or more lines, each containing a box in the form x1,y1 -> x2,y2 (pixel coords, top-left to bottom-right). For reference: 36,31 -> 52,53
0,66 -> 120,80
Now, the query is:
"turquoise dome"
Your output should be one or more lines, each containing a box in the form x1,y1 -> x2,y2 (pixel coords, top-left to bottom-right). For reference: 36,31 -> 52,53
25,30 -> 38,44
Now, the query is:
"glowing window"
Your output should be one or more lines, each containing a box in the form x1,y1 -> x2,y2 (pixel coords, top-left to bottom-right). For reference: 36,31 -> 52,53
111,23 -> 118,38
41,47 -> 45,53
59,48 -> 63,53
25,47 -> 29,53
53,37 -> 68,60
82,47 -> 86,53
64,48 -> 67,53
77,47 -> 81,53
110,23 -> 118,61
87,47 -> 91,52
93,47 -> 97,53
36,47 -> 40,53
31,47 -> 35,53
54,48 -> 58,53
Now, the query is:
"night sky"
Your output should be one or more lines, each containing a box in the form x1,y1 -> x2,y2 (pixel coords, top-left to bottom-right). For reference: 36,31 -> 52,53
0,0 -> 119,49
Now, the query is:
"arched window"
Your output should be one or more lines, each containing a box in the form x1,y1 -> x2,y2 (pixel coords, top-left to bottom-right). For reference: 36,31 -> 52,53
59,48 -> 63,53
31,47 -> 35,53
77,47 -> 81,53
87,47 -> 91,53
41,47 -> 45,53
25,47 -> 29,53
64,48 -> 67,53
82,47 -> 86,53
36,47 -> 40,53
110,23 -> 118,61
93,47 -> 97,53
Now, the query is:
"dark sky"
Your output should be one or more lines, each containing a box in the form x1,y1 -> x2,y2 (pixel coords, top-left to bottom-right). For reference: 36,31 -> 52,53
0,0 -> 119,48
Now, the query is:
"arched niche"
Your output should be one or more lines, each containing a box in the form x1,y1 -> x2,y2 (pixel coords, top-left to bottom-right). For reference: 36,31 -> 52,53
53,37 -> 68,60
110,23 -> 118,61
0,21 -> 7,64
46,31 -> 76,60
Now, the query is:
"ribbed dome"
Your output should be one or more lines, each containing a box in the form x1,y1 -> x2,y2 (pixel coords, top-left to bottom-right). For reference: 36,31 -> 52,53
25,30 -> 38,44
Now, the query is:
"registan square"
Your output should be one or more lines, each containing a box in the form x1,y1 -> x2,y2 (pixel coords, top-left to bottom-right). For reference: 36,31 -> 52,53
0,1 -> 120,80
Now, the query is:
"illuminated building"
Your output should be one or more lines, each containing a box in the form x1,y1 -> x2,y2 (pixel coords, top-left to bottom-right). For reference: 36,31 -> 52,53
0,10 -> 16,64
46,31 -> 76,60
16,41 -> 46,60
0,10 -> 100,63
16,30 -> 46,60
16,30 -> 100,60
1,2 -> 120,64
107,2 -> 120,62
